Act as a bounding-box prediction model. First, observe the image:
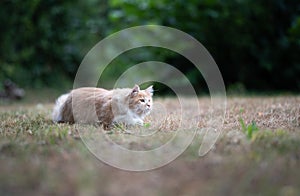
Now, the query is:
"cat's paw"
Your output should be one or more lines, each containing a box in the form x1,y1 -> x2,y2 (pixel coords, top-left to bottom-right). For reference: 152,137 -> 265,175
134,119 -> 144,126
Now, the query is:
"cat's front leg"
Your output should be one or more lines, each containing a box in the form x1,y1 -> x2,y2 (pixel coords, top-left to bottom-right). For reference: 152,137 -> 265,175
133,118 -> 144,126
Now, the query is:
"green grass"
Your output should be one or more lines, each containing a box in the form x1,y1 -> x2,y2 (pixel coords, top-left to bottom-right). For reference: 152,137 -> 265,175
239,117 -> 259,139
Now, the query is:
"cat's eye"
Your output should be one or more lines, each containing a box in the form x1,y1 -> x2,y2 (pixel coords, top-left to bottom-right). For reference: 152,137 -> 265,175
139,98 -> 145,103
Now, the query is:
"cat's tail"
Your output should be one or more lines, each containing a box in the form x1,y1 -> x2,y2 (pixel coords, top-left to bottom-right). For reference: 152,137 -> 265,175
52,93 -> 69,122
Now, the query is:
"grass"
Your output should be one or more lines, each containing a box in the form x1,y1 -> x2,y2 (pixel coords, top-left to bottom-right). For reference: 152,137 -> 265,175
239,117 -> 259,139
0,90 -> 299,195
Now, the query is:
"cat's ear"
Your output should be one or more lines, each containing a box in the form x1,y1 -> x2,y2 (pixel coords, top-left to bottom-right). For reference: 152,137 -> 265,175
131,84 -> 140,96
145,85 -> 154,96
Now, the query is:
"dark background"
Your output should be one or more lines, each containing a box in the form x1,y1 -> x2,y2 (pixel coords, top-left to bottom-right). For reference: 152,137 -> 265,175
0,0 -> 299,93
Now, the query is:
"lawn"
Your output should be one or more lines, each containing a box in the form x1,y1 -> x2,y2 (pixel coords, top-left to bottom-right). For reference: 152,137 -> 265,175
0,90 -> 299,195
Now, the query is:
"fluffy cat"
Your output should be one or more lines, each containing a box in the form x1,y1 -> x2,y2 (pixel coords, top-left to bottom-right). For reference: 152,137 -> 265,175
52,85 -> 153,129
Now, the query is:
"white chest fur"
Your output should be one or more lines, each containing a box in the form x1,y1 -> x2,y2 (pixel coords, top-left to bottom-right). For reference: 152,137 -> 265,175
113,111 -> 144,125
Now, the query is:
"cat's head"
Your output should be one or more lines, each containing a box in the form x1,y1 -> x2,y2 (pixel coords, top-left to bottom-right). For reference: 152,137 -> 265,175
129,84 -> 153,117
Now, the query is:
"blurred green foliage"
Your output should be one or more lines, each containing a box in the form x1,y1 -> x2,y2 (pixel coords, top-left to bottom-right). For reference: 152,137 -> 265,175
0,0 -> 299,91
0,0 -> 108,88
109,0 -> 300,91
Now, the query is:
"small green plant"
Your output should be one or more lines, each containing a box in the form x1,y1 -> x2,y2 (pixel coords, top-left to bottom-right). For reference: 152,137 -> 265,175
143,122 -> 151,128
239,117 -> 259,139
114,123 -> 125,129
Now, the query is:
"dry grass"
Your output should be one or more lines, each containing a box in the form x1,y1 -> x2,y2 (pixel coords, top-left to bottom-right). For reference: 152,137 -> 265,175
0,93 -> 300,195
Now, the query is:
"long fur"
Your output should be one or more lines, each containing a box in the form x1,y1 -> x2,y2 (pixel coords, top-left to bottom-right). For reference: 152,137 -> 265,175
52,85 -> 153,129
52,93 -> 69,122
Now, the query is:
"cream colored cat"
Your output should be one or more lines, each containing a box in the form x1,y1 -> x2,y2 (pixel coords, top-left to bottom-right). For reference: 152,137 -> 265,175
52,85 -> 153,129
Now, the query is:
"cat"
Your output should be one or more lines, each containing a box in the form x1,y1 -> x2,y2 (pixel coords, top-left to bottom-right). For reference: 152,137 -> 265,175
52,85 -> 153,129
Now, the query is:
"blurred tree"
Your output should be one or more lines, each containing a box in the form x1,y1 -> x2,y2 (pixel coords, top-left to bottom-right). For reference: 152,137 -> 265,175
109,0 -> 300,92
0,0 -> 108,88
0,0 -> 299,92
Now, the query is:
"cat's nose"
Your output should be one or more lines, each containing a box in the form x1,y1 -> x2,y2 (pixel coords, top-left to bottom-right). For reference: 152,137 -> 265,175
146,104 -> 151,108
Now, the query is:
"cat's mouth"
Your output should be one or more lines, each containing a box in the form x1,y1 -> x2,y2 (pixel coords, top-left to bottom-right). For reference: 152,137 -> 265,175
144,107 -> 151,114
134,107 -> 152,116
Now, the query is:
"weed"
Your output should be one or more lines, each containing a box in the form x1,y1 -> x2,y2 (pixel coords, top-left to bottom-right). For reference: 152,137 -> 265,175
144,122 -> 151,128
239,117 -> 259,139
